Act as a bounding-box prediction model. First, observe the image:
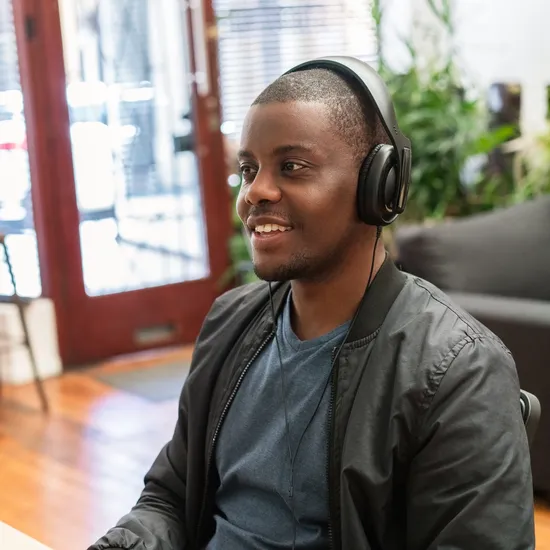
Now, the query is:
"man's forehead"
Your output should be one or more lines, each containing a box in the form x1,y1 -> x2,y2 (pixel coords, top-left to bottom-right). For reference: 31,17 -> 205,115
245,99 -> 327,119
240,101 -> 331,145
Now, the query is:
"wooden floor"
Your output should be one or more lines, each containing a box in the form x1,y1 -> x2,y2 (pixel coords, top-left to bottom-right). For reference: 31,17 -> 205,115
0,346 -> 549,550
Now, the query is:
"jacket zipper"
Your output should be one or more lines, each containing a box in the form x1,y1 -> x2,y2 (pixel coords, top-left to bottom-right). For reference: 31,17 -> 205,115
196,330 -> 275,545
326,332 -> 378,550
326,346 -> 338,550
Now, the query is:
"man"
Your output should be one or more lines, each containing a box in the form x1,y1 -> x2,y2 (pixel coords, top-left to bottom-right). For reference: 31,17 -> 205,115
89,59 -> 534,550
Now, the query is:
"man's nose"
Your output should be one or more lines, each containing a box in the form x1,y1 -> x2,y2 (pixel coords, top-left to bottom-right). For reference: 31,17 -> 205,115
244,169 -> 282,206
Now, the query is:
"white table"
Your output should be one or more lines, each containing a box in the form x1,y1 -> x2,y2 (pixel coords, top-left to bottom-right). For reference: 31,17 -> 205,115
0,522 -> 52,549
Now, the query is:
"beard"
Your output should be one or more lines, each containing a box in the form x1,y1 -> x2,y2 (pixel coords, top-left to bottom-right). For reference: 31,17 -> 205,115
253,250 -> 312,282
253,237 -> 354,283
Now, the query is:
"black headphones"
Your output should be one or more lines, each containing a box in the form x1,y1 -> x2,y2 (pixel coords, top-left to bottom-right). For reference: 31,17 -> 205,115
284,56 -> 412,226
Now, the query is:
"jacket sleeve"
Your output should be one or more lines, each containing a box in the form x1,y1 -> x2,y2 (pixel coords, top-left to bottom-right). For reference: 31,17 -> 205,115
87,386 -> 190,550
406,335 -> 535,550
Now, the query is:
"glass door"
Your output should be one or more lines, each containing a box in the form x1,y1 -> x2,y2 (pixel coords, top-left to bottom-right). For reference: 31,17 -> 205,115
17,0 -> 231,365
0,0 -> 41,298
60,0 -> 212,297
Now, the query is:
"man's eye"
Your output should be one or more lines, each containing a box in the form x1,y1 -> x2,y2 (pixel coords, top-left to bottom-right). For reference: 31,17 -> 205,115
282,162 -> 303,172
239,164 -> 257,181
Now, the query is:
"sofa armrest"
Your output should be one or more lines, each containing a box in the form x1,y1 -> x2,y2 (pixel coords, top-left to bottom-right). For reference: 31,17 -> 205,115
447,292 -> 550,329
447,291 -> 550,386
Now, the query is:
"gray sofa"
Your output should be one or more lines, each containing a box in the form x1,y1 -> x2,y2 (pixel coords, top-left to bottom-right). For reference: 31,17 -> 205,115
394,195 -> 550,494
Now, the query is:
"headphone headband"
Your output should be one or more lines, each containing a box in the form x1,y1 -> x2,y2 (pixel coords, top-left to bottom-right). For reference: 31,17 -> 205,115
283,56 -> 412,215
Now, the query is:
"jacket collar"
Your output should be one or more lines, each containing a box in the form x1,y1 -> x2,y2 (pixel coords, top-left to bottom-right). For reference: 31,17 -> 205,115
347,254 -> 408,342
269,253 -> 408,343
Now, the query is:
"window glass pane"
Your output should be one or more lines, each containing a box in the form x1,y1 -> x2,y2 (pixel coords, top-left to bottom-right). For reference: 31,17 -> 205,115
0,0 -> 41,298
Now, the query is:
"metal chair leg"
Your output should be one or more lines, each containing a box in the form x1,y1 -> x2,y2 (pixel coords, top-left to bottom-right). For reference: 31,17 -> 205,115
1,235 -> 49,413
17,302 -> 49,413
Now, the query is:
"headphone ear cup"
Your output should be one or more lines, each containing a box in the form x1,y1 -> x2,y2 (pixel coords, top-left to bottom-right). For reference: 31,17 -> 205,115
357,144 -> 382,224
357,143 -> 399,226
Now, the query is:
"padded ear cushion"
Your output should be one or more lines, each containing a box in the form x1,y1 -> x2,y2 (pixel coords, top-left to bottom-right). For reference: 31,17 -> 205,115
357,144 -> 382,223
357,144 -> 399,226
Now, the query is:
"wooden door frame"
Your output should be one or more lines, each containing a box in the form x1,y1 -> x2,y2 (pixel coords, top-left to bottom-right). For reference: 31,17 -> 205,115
12,0 -> 82,364
185,0 -> 232,280
13,0 -> 232,366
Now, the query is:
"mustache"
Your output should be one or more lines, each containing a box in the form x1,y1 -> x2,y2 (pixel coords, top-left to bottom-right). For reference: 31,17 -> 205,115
247,206 -> 294,226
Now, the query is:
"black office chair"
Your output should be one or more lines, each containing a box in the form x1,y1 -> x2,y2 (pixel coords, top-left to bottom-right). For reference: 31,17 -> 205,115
520,390 -> 541,448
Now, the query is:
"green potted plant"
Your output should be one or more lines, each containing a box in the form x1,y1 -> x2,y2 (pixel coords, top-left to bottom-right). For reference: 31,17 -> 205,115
219,181 -> 258,290
372,0 -> 515,223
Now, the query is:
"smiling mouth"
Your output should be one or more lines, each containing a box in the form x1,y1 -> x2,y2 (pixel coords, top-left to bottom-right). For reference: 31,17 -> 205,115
250,224 -> 293,248
253,223 -> 292,235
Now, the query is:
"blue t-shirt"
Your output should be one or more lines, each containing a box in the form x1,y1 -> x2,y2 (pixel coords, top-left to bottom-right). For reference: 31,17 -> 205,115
206,294 -> 350,549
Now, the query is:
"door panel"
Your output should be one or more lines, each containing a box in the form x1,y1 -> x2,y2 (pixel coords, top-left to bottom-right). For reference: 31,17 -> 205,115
15,0 -> 231,366
0,0 -> 41,298
60,0 -> 211,297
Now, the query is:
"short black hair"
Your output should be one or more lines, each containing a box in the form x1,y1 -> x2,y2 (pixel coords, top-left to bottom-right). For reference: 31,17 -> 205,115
252,67 -> 389,164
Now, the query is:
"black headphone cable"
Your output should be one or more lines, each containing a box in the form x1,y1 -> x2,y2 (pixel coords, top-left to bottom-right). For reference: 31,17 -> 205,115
268,225 -> 382,549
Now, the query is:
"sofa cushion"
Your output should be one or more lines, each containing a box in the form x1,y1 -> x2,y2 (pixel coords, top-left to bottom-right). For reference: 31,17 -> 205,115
395,196 -> 550,301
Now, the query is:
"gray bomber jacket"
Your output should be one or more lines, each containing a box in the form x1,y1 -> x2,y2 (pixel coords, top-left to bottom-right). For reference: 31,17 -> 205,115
89,257 -> 535,550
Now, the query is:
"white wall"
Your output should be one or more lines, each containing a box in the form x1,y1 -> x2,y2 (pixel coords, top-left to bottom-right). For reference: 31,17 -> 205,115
379,0 -> 414,73
384,0 -> 550,136
453,0 -> 549,136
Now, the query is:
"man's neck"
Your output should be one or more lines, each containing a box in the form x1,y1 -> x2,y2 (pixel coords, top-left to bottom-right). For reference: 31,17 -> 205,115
289,243 -> 386,341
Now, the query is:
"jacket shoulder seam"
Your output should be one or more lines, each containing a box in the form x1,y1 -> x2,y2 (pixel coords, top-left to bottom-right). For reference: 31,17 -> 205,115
412,278 -> 482,336
418,332 -> 512,416
418,334 -> 477,415
412,277 -> 512,355
415,334 -> 515,448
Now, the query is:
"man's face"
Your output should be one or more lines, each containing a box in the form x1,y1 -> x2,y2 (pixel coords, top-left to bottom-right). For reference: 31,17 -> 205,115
236,101 -> 364,282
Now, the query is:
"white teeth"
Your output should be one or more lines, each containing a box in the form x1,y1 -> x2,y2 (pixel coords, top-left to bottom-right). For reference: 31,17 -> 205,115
255,224 -> 291,233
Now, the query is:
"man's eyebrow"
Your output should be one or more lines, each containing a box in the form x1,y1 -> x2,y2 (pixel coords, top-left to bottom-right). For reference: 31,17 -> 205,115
237,144 -> 316,161
272,144 -> 316,156
237,149 -> 254,160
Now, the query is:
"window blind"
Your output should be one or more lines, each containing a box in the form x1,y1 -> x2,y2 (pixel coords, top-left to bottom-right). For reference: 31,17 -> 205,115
213,0 -> 378,140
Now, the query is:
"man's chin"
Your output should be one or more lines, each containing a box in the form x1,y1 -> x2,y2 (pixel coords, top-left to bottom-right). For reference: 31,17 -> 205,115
253,265 -> 290,283
252,257 -> 311,283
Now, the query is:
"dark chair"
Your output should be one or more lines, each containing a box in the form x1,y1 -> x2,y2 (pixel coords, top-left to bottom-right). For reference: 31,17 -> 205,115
394,196 -> 550,493
521,390 -> 541,448
0,233 -> 49,412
